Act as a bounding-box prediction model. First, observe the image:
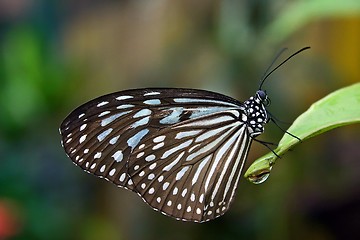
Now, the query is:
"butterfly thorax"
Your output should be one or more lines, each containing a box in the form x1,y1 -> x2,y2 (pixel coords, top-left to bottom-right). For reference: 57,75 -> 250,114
243,90 -> 270,138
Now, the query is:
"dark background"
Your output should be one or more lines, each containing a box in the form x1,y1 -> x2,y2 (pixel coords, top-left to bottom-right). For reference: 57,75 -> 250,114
1,1 -> 359,239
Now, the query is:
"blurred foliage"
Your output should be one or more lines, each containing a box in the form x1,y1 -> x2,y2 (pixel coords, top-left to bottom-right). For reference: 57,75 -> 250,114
0,0 -> 359,239
264,0 -> 360,43
0,26 -> 70,138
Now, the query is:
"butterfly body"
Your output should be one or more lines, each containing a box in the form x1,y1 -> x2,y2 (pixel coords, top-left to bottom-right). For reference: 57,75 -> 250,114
60,88 -> 269,222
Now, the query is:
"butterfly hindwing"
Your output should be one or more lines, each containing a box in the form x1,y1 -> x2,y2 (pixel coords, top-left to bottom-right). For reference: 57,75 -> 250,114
127,110 -> 252,221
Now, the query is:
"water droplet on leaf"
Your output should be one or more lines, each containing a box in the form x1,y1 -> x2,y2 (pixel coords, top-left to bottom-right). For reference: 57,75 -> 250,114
246,166 -> 272,184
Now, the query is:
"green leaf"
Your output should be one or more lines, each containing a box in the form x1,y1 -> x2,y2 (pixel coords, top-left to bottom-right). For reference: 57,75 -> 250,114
264,0 -> 360,44
244,82 -> 360,184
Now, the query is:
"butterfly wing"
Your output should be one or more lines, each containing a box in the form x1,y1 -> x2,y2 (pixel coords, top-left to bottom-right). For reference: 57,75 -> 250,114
60,88 -> 252,222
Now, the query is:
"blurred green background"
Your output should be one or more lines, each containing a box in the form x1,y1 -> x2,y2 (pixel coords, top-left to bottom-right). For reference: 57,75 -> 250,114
1,0 -> 359,239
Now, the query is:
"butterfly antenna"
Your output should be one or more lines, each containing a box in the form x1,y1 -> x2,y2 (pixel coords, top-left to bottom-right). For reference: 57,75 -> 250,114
259,46 -> 310,90
260,48 -> 288,88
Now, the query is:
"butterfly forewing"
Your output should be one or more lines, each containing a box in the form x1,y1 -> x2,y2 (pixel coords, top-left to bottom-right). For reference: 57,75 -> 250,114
60,88 -> 252,222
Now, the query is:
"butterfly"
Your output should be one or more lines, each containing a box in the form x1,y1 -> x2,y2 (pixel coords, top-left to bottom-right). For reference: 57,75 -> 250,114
59,47 -> 309,222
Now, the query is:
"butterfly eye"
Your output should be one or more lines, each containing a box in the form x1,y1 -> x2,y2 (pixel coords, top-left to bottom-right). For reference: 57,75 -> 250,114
257,90 -> 266,100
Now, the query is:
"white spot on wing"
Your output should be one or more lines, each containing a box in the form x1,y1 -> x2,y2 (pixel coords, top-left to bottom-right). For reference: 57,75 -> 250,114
127,129 -> 149,149
162,182 -> 170,190
192,155 -> 211,185
149,162 -> 157,170
117,104 -> 134,109
131,116 -> 150,128
241,114 -> 247,122
153,135 -> 165,143
161,139 -> 192,159
119,173 -> 126,182
97,128 -> 113,141
145,154 -> 156,162
152,142 -> 164,150
79,135 -> 87,144
109,168 -> 116,176
133,109 -> 152,118
195,125 -> 230,143
143,99 -> 161,105
144,91 -> 160,96
199,194 -> 204,203
94,152 -> 102,159
109,135 -> 120,145
191,193 -> 195,201
159,107 -> 183,124
112,150 -> 123,162
189,107 -> 229,119
176,166 -> 190,180
175,130 -> 201,139
173,98 -> 238,107
97,101 -> 109,107
80,124 -> 87,131
101,111 -> 131,126
181,188 -> 187,197
163,152 -> 185,171
116,95 -> 133,100
174,115 -> 235,128
98,111 -> 111,117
